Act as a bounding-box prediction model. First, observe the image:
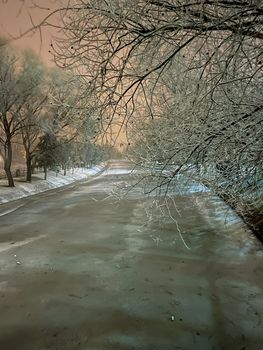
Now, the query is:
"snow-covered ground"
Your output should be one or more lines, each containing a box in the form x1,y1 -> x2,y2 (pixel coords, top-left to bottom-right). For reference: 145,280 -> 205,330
0,165 -> 105,205
101,168 -> 134,176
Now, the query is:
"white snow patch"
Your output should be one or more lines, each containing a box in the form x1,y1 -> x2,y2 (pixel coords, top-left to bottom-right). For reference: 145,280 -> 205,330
102,168 -> 133,175
0,165 -> 105,205
0,204 -> 24,217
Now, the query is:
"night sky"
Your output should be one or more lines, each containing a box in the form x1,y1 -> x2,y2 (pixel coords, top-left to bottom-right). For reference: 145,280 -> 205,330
0,0 -> 59,65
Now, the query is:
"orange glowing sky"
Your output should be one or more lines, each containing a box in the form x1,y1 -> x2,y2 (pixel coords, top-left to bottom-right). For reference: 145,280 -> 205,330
0,0 -> 59,65
0,0 -> 126,147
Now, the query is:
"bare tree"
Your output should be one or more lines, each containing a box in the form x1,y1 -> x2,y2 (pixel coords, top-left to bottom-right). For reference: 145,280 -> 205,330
43,1 -> 261,126
0,40 -> 18,187
33,69 -> 100,178
13,1 -> 263,144
127,55 -> 263,235
0,41 -> 44,186
17,50 -> 47,182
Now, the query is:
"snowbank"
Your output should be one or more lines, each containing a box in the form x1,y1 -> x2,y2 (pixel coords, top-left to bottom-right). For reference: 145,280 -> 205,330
0,165 -> 105,204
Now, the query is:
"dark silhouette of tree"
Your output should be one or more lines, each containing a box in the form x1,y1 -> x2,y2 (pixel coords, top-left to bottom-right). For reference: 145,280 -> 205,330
0,41 -> 44,186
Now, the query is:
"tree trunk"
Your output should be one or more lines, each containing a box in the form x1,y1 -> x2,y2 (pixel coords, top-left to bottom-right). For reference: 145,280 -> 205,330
44,164 -> 47,180
31,157 -> 36,174
26,153 -> 32,182
63,166 -> 66,176
4,139 -> 15,187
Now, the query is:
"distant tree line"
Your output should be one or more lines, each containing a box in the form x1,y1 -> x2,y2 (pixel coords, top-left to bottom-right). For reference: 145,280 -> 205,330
0,38 -> 104,187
